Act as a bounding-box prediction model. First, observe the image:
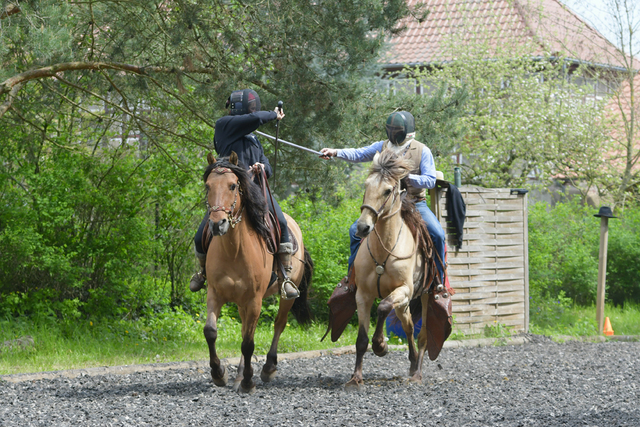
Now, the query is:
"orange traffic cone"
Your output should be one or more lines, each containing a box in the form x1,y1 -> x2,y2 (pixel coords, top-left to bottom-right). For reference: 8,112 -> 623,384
603,317 -> 614,336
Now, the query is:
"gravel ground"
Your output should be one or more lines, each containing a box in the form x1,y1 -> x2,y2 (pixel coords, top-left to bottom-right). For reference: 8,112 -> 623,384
1,335 -> 639,427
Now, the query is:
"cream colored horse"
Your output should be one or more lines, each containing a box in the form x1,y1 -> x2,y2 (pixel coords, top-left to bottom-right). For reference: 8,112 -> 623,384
347,149 -> 431,390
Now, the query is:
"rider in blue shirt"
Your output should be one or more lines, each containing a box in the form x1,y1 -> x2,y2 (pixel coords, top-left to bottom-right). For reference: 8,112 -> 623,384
320,111 -> 446,285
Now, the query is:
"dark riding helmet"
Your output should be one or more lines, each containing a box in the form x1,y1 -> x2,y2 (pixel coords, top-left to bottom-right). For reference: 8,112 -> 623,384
226,89 -> 261,115
385,111 -> 415,145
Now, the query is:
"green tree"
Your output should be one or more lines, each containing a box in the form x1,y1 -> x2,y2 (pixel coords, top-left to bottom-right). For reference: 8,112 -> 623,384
410,51 -> 610,190
562,0 -> 640,205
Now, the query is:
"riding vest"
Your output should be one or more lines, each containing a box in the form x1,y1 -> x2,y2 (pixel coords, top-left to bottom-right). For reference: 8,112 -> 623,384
384,138 -> 426,202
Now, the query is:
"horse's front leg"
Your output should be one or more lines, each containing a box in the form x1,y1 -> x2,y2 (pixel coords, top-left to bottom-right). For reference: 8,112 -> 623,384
204,294 -> 227,387
372,286 -> 411,357
261,298 -> 295,382
345,293 -> 374,391
232,300 -> 261,394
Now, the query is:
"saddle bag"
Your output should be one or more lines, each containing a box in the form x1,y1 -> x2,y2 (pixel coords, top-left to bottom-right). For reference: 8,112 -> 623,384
425,277 -> 453,361
321,269 -> 357,342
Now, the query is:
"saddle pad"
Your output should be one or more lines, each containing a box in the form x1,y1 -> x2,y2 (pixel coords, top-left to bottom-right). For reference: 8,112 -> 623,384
321,270 -> 357,342
425,286 -> 453,361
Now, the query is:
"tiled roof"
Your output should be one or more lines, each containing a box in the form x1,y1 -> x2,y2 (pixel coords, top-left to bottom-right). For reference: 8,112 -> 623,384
383,0 -> 629,69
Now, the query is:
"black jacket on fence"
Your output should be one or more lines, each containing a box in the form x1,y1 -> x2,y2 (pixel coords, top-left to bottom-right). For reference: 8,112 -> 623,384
445,184 -> 466,250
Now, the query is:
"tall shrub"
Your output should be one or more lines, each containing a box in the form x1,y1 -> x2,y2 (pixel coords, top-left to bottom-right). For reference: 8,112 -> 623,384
607,203 -> 640,307
528,201 -> 599,305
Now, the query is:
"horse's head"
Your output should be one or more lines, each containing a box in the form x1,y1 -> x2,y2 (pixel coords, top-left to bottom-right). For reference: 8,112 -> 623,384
357,149 -> 410,238
203,152 -> 245,236
202,152 -> 270,240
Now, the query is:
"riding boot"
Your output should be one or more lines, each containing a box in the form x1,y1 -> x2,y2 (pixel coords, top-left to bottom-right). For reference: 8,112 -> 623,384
189,252 -> 207,292
278,242 -> 299,300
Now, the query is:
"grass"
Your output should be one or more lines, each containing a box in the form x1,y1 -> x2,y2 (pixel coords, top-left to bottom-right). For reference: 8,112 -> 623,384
0,315 -> 360,376
2,303 -> 639,376
530,302 -> 640,337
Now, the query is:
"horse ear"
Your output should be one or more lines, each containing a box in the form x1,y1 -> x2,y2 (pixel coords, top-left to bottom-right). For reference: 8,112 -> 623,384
207,152 -> 216,165
229,151 -> 239,166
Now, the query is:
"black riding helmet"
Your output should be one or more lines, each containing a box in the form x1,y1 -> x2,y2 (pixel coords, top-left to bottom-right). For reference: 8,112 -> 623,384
385,111 -> 415,145
226,89 -> 261,115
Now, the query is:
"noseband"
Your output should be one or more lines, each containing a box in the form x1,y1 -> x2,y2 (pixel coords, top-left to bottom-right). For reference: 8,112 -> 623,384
360,181 -> 402,221
206,166 -> 244,228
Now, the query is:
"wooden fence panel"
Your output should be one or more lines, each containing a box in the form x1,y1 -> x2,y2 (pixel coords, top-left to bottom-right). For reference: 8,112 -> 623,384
434,186 -> 529,335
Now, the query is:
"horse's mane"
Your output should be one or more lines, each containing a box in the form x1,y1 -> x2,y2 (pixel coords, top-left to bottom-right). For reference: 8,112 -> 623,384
371,149 -> 437,297
203,158 -> 271,243
370,149 -> 411,183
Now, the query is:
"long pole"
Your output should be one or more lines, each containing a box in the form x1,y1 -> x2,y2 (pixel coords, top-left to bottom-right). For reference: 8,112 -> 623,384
596,216 -> 609,334
254,131 -> 329,157
272,100 -> 283,189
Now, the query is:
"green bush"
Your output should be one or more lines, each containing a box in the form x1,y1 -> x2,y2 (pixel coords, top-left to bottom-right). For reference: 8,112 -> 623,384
528,200 -> 640,320
528,200 -> 599,305
283,192 -> 361,319
607,204 -> 640,307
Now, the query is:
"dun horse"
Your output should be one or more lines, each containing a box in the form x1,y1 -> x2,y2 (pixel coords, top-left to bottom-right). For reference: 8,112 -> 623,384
202,152 -> 313,393
347,149 -> 451,390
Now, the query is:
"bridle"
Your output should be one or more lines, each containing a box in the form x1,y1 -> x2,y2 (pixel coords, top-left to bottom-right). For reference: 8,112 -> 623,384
360,177 -> 417,298
206,166 -> 244,229
359,180 -> 403,222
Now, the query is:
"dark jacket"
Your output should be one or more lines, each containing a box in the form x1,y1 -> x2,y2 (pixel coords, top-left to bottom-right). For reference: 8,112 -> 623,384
213,111 -> 277,178
445,184 -> 466,251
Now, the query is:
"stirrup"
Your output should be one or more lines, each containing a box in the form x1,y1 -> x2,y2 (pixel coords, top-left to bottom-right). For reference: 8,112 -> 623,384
280,277 -> 299,300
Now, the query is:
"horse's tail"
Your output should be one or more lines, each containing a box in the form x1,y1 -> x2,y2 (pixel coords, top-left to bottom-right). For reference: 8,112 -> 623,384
291,248 -> 314,325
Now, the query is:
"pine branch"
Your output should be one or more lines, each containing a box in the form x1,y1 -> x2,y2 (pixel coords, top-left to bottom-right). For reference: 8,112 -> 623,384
0,62 -> 218,119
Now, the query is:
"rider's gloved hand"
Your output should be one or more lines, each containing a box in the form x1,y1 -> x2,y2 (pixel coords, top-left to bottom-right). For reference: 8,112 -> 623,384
320,148 -> 337,160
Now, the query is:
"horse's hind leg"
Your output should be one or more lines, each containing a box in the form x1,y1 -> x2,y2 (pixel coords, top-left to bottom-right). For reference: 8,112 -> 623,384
204,296 -> 228,387
232,300 -> 261,394
261,298 -> 295,382
411,293 -> 431,383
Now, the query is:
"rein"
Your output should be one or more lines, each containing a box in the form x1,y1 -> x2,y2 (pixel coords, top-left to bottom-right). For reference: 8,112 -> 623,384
361,179 -> 418,298
206,166 -> 244,229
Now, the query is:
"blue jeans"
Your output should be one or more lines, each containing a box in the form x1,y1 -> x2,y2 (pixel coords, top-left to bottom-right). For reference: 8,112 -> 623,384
348,200 -> 445,282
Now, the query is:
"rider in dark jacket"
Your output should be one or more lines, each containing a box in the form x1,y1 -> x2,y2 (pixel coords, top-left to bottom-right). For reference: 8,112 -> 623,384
189,89 -> 299,299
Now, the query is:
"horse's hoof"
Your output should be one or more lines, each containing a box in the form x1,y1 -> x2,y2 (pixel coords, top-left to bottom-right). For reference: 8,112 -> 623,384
232,377 -> 242,392
235,380 -> 256,394
344,378 -> 364,392
211,365 -> 228,387
373,345 -> 388,357
407,374 -> 423,384
260,367 -> 278,383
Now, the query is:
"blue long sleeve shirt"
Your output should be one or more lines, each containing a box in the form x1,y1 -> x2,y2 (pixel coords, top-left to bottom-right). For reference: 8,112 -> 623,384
336,140 -> 437,189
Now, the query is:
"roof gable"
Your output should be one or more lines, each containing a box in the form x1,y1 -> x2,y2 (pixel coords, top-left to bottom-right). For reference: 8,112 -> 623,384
384,0 -> 627,69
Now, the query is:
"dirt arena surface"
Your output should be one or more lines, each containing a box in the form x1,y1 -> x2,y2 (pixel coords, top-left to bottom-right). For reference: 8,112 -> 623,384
1,335 -> 639,426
